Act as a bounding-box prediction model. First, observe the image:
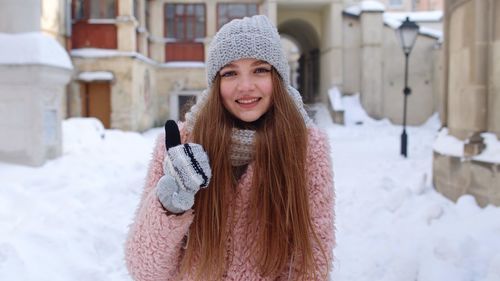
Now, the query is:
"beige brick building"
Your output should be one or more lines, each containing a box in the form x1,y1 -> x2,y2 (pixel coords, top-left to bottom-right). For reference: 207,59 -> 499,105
1,0 -> 446,165
433,0 -> 500,207
32,0 -> 444,131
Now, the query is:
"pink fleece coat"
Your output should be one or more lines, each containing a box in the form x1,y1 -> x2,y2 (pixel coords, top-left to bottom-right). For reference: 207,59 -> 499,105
125,126 -> 335,281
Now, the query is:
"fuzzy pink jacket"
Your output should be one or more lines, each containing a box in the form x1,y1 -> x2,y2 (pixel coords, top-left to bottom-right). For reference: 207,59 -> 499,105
125,126 -> 335,281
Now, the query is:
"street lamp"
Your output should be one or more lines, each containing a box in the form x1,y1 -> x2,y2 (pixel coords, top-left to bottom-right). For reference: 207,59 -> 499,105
396,17 -> 419,158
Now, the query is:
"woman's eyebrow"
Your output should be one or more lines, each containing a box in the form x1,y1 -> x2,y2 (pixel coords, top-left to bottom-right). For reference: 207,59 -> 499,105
251,60 -> 271,66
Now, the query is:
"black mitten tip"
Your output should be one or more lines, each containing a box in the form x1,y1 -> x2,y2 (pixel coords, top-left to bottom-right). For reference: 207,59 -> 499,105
164,120 -> 181,150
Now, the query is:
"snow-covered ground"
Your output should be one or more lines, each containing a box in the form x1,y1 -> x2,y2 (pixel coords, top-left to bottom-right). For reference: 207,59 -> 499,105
1,96 -> 499,281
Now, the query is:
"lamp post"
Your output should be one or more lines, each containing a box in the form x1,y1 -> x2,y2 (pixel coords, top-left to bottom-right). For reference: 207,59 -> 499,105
396,17 -> 419,158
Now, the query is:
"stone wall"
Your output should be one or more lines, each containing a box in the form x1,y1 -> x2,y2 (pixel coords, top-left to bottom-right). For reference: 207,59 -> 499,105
433,152 -> 500,207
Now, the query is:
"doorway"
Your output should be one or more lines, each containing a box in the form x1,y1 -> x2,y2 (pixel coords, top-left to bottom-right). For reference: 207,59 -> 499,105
80,82 -> 111,128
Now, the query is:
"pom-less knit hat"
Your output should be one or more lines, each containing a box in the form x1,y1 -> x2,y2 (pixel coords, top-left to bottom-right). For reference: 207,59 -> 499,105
206,15 -> 290,88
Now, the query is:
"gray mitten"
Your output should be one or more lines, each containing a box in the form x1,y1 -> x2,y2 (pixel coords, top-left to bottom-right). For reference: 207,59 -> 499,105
156,121 -> 211,214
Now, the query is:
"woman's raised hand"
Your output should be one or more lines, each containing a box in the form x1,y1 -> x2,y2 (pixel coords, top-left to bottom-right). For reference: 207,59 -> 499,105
156,120 -> 212,213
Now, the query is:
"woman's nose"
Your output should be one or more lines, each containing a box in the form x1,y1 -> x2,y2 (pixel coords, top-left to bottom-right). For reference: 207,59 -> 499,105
236,74 -> 255,92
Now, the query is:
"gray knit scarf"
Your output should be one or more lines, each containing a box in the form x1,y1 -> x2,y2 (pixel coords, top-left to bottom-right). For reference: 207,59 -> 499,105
184,87 -> 313,167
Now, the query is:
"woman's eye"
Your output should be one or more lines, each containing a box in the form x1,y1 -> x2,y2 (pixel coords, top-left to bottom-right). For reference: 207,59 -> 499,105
255,67 -> 271,74
220,71 -> 236,77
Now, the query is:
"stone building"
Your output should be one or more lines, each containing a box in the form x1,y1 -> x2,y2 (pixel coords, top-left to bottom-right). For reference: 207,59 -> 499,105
0,0 -> 72,166
433,0 -> 500,207
0,0 -> 444,167
31,0 -> 444,132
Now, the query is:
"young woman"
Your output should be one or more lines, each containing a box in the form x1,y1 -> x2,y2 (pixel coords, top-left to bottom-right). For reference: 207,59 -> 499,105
125,15 -> 335,281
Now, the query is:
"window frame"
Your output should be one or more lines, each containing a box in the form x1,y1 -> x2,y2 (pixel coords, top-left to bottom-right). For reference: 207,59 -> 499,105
388,0 -> 404,7
216,2 -> 259,30
163,3 -> 206,42
72,0 -> 118,22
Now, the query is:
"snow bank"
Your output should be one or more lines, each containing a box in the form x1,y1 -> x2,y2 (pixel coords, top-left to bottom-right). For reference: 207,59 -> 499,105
1,102 -> 499,281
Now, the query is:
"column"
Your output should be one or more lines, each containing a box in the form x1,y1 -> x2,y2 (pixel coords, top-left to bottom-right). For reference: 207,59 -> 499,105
117,0 -> 137,52
320,1 -> 344,102
360,9 -> 384,119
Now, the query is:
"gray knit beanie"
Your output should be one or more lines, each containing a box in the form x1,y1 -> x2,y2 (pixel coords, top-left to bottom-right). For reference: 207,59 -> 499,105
206,15 -> 290,88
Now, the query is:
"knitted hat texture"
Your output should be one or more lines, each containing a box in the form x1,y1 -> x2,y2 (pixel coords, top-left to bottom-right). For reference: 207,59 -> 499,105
206,15 -> 290,87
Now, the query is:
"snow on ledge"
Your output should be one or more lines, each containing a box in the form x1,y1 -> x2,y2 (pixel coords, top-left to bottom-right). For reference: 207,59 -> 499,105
385,11 -> 443,22
77,71 -> 114,82
160,61 -> 205,68
360,0 -> 386,12
344,1 -> 385,16
0,32 -> 72,69
433,128 -> 464,158
433,128 -> 500,164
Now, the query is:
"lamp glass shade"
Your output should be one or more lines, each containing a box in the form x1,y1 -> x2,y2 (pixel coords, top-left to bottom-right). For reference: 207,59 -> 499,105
396,17 -> 419,55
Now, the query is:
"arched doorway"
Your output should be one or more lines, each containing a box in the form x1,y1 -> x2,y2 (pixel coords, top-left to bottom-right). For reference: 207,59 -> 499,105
278,19 -> 320,103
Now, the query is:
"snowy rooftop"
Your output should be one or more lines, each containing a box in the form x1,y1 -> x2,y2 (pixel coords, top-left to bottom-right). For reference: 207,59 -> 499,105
0,32 -> 72,69
343,4 -> 443,40
71,48 -> 205,68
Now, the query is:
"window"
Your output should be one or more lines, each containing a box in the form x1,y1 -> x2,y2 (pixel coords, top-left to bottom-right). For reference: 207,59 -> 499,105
74,0 -> 86,20
72,0 -> 116,20
217,3 -> 258,29
389,0 -> 403,6
134,0 -> 140,21
90,0 -> 116,19
164,3 -> 206,41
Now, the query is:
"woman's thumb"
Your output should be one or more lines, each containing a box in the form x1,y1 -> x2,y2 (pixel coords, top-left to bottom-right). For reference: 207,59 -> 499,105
164,120 -> 181,150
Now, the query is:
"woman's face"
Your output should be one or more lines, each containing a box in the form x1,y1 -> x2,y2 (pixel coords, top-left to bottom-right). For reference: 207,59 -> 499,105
219,58 -> 273,123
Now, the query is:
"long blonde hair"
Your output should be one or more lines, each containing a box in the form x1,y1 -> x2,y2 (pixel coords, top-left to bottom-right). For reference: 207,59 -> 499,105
180,69 -> 327,280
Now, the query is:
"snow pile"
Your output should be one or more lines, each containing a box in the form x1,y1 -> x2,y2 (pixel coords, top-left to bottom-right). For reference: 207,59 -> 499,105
328,87 -> 344,111
0,32 -> 72,69
0,100 -> 499,281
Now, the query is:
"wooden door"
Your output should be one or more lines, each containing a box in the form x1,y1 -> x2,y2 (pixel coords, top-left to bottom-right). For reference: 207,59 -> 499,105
81,82 -> 111,128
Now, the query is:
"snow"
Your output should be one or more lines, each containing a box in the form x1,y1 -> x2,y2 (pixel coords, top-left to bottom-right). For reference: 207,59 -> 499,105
161,61 -> 205,68
384,12 -> 443,39
360,0 -> 386,12
328,87 -> 344,111
475,133 -> 500,163
344,0 -> 385,16
71,48 -> 157,65
77,71 -> 114,82
433,128 -> 500,164
385,11 -> 443,22
0,32 -> 72,69
71,48 -> 205,68
433,127 -> 464,158
343,5 -> 443,40
1,97 -> 500,281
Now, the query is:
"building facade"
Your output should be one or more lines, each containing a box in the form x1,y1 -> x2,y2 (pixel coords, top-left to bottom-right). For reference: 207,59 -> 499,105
34,0 -> 444,132
433,0 -> 500,207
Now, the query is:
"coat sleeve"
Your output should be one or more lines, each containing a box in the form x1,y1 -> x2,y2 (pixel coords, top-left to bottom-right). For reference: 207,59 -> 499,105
125,133 -> 194,281
281,127 -> 336,280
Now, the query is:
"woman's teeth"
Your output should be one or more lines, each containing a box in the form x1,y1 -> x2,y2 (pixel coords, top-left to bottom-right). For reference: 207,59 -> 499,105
237,98 -> 259,104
